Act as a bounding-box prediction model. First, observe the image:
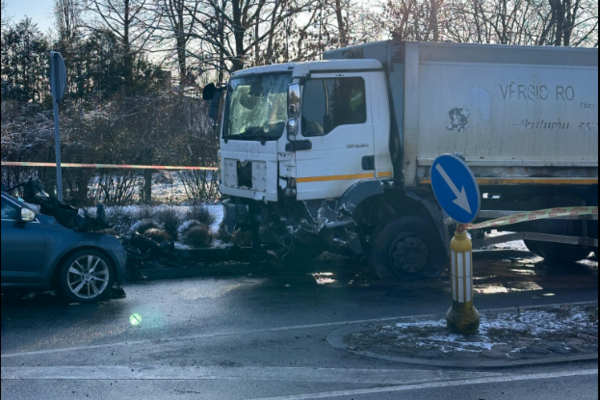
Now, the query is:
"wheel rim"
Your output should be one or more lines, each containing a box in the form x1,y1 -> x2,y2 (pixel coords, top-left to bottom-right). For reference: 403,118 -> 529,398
388,234 -> 431,276
67,255 -> 110,300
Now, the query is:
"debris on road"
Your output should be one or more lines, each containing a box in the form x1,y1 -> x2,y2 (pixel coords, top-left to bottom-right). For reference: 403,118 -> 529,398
344,305 -> 599,362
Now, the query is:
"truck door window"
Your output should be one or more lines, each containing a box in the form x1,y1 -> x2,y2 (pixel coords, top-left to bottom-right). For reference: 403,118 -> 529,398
302,77 -> 367,137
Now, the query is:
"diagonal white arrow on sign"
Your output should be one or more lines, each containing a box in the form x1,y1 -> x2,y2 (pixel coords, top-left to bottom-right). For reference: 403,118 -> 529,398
435,164 -> 473,214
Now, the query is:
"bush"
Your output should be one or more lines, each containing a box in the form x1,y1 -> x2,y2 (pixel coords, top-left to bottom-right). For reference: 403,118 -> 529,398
132,219 -> 162,235
185,205 -> 215,227
231,229 -> 253,247
178,220 -> 204,240
183,224 -> 214,248
217,221 -> 232,243
143,228 -> 170,244
135,206 -> 156,221
105,207 -> 137,234
154,207 -> 183,240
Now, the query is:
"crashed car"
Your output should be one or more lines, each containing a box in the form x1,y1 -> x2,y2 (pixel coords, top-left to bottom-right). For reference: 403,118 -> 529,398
1,183 -> 127,302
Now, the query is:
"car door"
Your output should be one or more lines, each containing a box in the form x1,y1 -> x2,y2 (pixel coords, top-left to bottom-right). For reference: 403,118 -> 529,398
295,73 -> 376,201
1,196 -> 46,282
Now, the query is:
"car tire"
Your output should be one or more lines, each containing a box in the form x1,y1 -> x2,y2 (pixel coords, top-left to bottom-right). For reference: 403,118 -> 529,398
368,216 -> 445,282
60,250 -> 114,303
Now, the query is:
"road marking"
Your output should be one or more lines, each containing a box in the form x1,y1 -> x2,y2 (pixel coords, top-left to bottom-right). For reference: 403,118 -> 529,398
0,366 -> 498,384
246,369 -> 599,400
2,301 -> 597,359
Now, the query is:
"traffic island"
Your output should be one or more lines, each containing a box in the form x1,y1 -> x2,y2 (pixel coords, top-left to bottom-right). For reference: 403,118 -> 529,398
328,304 -> 598,368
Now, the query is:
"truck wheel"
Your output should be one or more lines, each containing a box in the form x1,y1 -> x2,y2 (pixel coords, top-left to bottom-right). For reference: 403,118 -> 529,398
60,250 -> 115,303
526,243 -> 592,265
524,241 -> 545,258
369,216 -> 445,282
525,220 -> 594,265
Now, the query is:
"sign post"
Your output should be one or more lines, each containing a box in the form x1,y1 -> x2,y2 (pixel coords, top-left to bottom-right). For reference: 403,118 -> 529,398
49,51 -> 67,202
431,154 -> 482,335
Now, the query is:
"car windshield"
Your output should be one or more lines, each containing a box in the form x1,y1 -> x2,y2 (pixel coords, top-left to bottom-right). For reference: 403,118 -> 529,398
224,74 -> 291,141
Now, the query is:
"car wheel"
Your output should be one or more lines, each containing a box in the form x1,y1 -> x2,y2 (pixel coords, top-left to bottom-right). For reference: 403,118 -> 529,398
368,216 -> 445,282
60,250 -> 114,303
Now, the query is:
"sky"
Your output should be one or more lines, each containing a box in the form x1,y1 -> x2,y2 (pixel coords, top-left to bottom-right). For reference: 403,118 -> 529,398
4,0 -> 56,33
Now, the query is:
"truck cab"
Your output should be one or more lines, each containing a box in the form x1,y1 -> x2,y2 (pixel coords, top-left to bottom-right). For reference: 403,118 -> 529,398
218,60 -> 393,204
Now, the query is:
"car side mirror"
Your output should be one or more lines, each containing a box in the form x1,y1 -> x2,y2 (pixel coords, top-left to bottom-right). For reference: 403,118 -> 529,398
20,208 -> 36,223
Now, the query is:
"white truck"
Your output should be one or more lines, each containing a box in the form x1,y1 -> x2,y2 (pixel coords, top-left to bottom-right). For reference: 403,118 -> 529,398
204,41 -> 599,280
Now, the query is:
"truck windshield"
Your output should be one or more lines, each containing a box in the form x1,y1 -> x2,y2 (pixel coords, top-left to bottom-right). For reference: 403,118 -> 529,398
224,74 -> 291,141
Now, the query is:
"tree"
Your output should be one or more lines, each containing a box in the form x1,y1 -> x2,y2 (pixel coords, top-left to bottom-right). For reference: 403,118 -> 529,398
88,0 -> 156,87
1,0 -> 10,30
54,0 -> 84,43
181,0 -> 322,74
546,0 -> 598,46
1,18 -> 50,104
150,0 -> 201,89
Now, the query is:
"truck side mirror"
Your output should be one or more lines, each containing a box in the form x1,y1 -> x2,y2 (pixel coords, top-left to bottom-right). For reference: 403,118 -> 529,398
203,83 -> 217,101
208,92 -> 222,120
288,84 -> 301,119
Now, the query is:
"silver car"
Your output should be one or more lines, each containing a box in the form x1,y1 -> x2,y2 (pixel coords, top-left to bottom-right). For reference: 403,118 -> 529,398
1,191 -> 127,303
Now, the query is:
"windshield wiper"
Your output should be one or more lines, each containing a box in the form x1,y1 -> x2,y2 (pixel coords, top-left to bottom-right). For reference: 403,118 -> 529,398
238,133 -> 272,145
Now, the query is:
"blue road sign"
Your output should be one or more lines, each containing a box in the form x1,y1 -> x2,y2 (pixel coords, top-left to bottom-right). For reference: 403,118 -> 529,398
50,52 -> 67,103
431,154 -> 481,224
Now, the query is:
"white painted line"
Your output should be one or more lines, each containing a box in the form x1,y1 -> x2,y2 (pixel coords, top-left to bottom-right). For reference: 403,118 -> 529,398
466,251 -> 472,303
2,301 -> 597,359
451,251 -> 457,302
458,252 -> 465,303
0,366 -> 498,384
246,369 -> 599,400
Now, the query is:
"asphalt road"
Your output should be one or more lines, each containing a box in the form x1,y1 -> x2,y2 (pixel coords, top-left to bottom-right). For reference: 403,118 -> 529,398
1,251 -> 598,400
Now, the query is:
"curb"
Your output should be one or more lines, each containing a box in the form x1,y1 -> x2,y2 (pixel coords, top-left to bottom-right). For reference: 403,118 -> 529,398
327,303 -> 599,369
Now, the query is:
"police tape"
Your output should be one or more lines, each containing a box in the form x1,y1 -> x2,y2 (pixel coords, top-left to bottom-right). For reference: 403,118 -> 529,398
465,206 -> 599,230
1,161 -> 218,171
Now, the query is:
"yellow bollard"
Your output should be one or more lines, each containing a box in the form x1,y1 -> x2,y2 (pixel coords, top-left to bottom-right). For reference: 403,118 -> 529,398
446,224 -> 480,335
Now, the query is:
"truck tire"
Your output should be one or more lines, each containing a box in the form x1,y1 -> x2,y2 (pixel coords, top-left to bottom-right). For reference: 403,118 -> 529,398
526,242 -> 592,265
524,241 -> 545,258
525,220 -> 594,265
368,216 -> 445,282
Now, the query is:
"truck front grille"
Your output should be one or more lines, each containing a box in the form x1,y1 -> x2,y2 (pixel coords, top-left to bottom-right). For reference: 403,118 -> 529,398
237,162 -> 253,188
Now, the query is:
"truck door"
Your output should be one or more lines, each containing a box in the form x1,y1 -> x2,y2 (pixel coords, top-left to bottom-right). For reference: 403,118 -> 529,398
295,73 -> 376,201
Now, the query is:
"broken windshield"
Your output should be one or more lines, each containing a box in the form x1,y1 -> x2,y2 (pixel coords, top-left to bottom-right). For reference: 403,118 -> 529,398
224,74 -> 291,141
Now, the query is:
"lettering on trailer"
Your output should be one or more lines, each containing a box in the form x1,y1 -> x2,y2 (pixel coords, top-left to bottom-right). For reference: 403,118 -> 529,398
500,84 -> 577,101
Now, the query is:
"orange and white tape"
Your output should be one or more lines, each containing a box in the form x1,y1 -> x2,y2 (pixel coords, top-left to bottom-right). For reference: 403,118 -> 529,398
466,206 -> 599,230
1,161 -> 218,171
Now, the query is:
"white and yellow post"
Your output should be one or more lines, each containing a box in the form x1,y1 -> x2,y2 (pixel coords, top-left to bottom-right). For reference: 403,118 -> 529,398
446,224 -> 480,335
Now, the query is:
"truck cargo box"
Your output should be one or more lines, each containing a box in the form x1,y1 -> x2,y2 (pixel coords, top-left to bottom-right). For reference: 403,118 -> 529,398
325,42 -> 599,189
